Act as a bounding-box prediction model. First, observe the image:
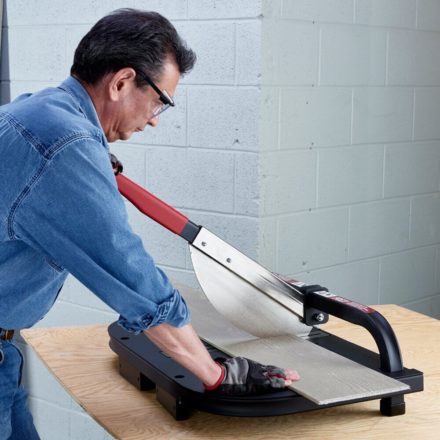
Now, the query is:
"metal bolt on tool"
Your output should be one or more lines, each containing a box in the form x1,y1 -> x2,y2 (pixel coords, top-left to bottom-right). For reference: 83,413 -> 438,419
314,313 -> 325,323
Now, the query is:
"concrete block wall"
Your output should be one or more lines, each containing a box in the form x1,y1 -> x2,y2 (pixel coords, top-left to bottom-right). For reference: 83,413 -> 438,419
259,0 -> 440,319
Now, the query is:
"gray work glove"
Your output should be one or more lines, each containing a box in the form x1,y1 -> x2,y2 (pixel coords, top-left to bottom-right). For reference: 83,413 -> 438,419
205,357 -> 295,396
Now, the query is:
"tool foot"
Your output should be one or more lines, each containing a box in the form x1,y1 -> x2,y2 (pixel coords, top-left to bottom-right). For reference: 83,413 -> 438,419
380,395 -> 406,416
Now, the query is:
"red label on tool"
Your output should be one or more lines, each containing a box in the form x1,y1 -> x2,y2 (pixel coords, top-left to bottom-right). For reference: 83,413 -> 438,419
272,273 -> 304,287
315,291 -> 376,314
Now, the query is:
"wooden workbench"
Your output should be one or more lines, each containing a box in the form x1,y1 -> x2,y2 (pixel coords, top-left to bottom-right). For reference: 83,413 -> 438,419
21,305 -> 439,440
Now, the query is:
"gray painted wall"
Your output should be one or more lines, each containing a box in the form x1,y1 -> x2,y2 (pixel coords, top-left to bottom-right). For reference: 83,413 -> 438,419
1,1 -> 439,438
258,0 -> 440,319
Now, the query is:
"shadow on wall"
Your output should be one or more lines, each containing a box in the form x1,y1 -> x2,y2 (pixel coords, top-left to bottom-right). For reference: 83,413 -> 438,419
0,0 -> 10,105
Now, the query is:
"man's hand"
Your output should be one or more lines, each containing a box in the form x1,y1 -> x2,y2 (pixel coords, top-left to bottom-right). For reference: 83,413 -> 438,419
204,357 -> 300,395
144,323 -> 299,396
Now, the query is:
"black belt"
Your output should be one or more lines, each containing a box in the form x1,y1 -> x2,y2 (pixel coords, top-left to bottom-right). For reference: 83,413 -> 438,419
0,328 -> 14,341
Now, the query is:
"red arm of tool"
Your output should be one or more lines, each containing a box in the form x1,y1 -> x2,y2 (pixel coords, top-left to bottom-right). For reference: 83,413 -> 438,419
116,173 -> 189,236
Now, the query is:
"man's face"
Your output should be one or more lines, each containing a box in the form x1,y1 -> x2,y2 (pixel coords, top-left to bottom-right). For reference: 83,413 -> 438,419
104,61 -> 180,142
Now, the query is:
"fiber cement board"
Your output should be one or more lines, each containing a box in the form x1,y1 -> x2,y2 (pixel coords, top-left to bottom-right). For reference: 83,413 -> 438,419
177,281 -> 409,405
219,335 -> 410,405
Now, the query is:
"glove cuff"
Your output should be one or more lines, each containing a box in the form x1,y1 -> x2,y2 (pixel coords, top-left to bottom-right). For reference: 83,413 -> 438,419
203,362 -> 226,391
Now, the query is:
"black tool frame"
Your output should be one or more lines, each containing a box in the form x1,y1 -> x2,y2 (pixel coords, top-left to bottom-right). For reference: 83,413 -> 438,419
108,306 -> 423,420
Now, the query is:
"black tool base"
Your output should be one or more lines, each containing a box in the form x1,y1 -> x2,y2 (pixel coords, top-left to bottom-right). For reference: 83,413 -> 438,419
108,323 -> 423,420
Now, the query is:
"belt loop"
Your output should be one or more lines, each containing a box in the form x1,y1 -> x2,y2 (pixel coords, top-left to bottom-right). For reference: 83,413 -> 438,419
0,328 -> 15,341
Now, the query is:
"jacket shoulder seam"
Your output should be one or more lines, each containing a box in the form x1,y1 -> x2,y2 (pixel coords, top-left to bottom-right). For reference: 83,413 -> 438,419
7,134 -> 104,239
0,111 -> 48,157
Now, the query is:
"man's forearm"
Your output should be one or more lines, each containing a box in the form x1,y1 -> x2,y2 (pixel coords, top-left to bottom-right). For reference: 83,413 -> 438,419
144,323 -> 222,386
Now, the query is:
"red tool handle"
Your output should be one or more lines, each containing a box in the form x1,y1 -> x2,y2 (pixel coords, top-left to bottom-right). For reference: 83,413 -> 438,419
116,173 -> 189,236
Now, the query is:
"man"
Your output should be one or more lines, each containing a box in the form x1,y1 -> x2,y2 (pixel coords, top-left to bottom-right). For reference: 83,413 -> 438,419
0,9 -> 299,439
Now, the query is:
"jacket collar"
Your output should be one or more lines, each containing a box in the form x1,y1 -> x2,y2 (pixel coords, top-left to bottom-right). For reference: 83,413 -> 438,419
59,76 -> 108,146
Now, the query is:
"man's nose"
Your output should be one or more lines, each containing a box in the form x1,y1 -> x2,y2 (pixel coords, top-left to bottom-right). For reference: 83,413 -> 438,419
148,116 -> 159,127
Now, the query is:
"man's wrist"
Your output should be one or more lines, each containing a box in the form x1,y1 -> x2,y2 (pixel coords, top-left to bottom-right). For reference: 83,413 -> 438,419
203,362 -> 225,391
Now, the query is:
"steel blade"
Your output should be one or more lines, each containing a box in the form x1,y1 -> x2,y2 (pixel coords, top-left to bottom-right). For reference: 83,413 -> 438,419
191,228 -> 304,309
190,245 -> 312,338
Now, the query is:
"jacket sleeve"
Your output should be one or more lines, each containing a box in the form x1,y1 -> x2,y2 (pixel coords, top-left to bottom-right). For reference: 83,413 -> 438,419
12,137 -> 190,333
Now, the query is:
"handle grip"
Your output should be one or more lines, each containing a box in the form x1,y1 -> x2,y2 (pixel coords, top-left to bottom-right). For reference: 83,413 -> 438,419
116,173 -> 189,236
305,291 -> 404,373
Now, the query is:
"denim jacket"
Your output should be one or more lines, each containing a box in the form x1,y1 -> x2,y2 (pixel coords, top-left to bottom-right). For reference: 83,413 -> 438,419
0,76 -> 190,332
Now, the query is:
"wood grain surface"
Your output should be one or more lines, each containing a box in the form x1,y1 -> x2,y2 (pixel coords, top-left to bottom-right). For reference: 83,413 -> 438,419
21,305 -> 439,440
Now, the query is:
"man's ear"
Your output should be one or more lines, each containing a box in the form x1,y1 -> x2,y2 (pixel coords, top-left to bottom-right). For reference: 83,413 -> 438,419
108,68 -> 137,101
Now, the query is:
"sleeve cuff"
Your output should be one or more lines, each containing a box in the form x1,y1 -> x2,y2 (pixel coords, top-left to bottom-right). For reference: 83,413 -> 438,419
117,289 -> 191,335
